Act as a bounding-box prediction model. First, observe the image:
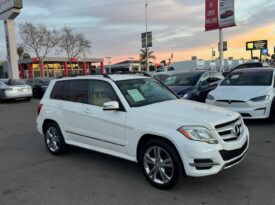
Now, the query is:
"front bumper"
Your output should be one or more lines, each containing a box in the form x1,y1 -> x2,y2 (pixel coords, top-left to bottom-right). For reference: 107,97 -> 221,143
206,100 -> 272,119
173,126 -> 249,177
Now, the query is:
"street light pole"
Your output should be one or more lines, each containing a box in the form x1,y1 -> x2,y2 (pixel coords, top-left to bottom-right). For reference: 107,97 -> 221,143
129,57 -> 134,72
219,28 -> 224,72
106,56 -> 112,73
145,2 -> 149,72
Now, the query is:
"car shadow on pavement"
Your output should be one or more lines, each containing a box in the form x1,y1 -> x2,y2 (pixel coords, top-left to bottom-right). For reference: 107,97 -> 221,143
0,98 -> 32,104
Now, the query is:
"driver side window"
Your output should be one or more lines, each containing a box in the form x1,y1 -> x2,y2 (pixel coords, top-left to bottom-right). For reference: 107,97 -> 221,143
89,80 -> 118,107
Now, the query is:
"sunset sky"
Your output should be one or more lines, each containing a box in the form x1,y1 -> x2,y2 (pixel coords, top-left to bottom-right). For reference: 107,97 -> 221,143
0,0 -> 275,64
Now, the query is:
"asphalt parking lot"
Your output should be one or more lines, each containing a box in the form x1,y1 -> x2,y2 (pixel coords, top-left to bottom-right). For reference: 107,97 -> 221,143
0,100 -> 275,205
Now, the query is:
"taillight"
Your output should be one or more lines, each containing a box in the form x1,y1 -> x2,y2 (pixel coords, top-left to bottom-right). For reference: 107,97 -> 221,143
38,103 -> 43,115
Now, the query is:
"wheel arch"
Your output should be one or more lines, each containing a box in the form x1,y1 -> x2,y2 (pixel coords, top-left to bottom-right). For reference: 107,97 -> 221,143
42,119 -> 59,135
136,134 -> 182,164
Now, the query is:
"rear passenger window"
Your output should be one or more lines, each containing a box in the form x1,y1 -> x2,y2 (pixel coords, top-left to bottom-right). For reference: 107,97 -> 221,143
65,80 -> 89,104
50,81 -> 67,100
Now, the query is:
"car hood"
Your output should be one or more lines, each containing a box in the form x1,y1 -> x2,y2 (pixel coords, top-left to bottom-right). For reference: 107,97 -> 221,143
132,99 -> 239,129
209,86 -> 272,101
168,86 -> 195,95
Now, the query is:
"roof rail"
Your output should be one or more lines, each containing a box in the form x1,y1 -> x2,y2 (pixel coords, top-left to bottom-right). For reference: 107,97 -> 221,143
110,71 -> 152,77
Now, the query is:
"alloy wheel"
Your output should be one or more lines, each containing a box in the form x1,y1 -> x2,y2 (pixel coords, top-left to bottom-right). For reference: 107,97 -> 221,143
143,146 -> 174,185
46,127 -> 61,152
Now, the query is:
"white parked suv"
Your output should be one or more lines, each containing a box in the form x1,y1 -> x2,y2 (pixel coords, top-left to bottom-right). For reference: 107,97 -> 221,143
36,74 -> 249,189
206,68 -> 275,121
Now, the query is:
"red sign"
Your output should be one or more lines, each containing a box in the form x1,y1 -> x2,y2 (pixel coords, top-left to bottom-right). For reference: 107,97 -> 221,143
205,0 -> 219,31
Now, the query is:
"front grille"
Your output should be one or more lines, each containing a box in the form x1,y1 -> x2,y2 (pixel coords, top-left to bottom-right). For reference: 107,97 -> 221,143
216,100 -> 245,104
219,140 -> 248,161
215,117 -> 244,142
225,153 -> 246,168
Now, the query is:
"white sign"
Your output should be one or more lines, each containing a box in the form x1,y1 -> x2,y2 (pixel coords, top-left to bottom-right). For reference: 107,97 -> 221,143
0,0 -> 22,14
219,0 -> 236,28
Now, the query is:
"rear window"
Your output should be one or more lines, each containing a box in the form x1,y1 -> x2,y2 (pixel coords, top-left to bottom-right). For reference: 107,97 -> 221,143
5,80 -> 25,86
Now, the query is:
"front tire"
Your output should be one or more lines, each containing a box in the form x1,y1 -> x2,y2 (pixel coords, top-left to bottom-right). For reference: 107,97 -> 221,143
139,139 -> 183,189
268,100 -> 275,123
44,122 -> 67,155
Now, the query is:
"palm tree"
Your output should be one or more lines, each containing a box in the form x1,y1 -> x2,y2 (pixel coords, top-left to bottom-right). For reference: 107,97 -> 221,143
139,48 -> 155,65
17,45 -> 25,59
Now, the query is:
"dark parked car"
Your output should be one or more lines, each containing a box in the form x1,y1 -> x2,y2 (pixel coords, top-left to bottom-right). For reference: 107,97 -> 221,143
223,62 -> 269,77
26,78 -> 53,98
154,70 -> 224,102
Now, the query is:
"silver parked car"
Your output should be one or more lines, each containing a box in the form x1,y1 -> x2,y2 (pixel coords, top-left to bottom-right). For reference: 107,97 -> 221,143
0,79 -> 33,101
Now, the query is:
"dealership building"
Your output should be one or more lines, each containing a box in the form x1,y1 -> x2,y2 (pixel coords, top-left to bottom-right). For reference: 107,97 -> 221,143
0,57 -> 105,79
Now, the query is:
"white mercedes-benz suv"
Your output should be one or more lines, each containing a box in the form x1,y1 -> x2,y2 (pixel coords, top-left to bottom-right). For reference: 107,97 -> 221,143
36,74 -> 249,189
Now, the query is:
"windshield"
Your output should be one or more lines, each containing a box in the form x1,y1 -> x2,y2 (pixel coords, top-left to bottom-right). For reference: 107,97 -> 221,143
221,70 -> 273,86
116,78 -> 178,107
164,72 -> 202,86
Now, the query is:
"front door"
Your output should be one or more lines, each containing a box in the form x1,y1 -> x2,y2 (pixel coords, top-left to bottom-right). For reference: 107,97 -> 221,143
82,80 -> 127,153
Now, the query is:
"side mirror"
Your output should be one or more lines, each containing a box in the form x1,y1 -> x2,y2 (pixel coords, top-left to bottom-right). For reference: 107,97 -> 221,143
103,101 -> 120,111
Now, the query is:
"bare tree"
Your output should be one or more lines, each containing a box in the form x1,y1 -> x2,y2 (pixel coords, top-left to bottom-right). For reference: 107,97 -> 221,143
58,26 -> 91,69
19,22 -> 60,77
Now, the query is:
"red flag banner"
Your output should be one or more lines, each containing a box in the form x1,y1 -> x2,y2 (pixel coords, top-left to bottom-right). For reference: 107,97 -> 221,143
205,0 -> 219,31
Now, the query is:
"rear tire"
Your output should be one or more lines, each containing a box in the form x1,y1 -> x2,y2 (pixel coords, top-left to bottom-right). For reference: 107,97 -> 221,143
139,139 -> 183,190
44,122 -> 67,155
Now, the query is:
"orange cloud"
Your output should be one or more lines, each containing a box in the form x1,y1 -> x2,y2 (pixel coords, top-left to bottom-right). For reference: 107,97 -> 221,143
111,22 -> 275,64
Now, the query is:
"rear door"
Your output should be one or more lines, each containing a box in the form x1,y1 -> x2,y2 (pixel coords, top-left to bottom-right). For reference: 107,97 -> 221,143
59,80 -> 90,143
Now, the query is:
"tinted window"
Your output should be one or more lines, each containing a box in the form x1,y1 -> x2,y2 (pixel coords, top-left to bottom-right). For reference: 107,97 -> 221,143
50,81 -> 67,100
164,72 -> 203,86
5,80 -> 25,86
116,78 -> 178,107
221,70 -> 273,86
90,81 -> 118,107
65,80 -> 89,104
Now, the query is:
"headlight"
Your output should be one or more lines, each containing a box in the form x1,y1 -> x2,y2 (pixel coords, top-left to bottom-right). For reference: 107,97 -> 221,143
177,126 -> 218,144
250,95 -> 270,102
207,94 -> 215,101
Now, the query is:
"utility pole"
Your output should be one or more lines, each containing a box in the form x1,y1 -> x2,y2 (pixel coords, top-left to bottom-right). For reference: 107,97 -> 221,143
145,2 -> 149,72
219,29 -> 224,72
129,57 -> 134,72
105,56 -> 112,73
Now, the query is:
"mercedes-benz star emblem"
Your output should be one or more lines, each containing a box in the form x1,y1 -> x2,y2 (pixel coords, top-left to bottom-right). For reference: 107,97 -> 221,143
234,124 -> 241,137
